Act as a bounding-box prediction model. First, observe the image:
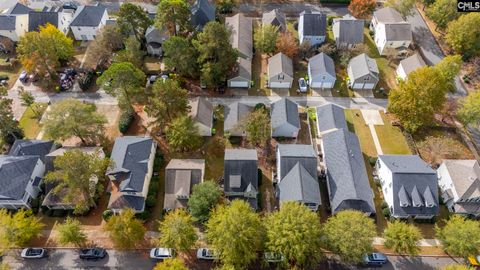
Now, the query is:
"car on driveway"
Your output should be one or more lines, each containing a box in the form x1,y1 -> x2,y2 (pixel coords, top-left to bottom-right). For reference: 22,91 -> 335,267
21,248 -> 46,259
150,248 -> 174,260
298,78 -> 307,92
79,248 -> 107,260
19,71 -> 28,83
363,253 -> 388,266
196,248 -> 217,260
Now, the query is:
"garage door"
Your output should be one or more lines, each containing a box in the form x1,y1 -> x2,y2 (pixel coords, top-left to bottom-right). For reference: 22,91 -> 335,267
353,82 -> 364,89
311,82 -> 322,88
322,82 -> 334,89
364,83 -> 375,89
229,81 -> 249,88
269,82 -> 291,88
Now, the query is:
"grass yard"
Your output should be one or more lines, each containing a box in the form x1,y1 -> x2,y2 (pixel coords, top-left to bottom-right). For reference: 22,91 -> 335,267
345,109 -> 377,157
291,58 -> 310,96
143,56 -> 162,74
19,103 -> 48,139
332,65 -> 353,97
375,112 -> 412,155
250,52 -> 271,96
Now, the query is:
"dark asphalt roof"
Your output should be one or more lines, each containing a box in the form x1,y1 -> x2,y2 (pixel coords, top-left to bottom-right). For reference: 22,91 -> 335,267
5,3 -> 31,15
332,16 -> 364,44
9,140 -> 54,159
190,0 -> 215,30
271,98 -> 300,135
0,15 -> 16,31
316,104 -> 347,133
0,155 -> 39,200
277,144 -> 317,180
108,195 -> 145,212
279,162 -> 321,205
224,149 -> 258,209
300,11 -> 326,36
164,159 -> 204,210
70,5 -> 107,27
28,11 -> 58,31
309,52 -> 336,79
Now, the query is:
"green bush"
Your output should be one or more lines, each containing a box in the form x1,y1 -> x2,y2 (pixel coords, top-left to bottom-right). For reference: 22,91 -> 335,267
136,211 -> 149,220
254,103 -> 266,111
102,209 -> 113,221
118,107 -> 135,134
380,201 -> 389,210
78,70 -> 96,91
146,195 -> 156,208
368,157 -> 378,167
382,207 -> 391,218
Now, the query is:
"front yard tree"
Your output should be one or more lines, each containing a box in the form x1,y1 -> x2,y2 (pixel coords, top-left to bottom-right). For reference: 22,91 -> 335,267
117,3 -> 152,43
388,67 -> 448,133
426,0 -> 459,31
162,36 -> 199,78
194,21 -> 238,87
254,25 -> 279,55
144,80 -> 189,127
265,202 -> 323,268
87,25 -> 124,67
0,209 -> 44,248
156,0 -> 190,36
18,87 -> 35,116
97,62 -> 146,109
323,210 -> 376,264
0,87 -> 23,145
188,181 -> 222,223
206,200 -> 264,269
113,36 -> 145,69
436,215 -> 480,258
55,217 -> 87,247
104,208 -> 146,249
165,116 -> 202,152
384,0 -> 416,18
383,221 -> 422,255
44,149 -> 109,214
435,55 -> 462,92
348,0 -> 376,19
44,99 -> 107,145
276,31 -> 299,58
445,13 -> 480,57
153,258 -> 188,270
458,91 -> 480,126
158,209 -> 198,253
17,23 -> 74,80
244,107 -> 271,147
443,265 -> 475,270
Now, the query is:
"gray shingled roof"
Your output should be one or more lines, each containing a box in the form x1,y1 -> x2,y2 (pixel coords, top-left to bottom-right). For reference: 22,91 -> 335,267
332,15 -> 364,45
224,102 -> 253,136
277,144 -> 317,180
348,53 -> 379,80
399,53 -> 426,76
308,53 -> 336,79
0,15 -> 16,31
268,52 -> 293,79
9,140 -> 54,159
224,149 -> 258,209
379,155 -> 439,217
145,25 -> 169,44
0,155 -> 39,200
373,7 -> 404,23
230,57 -> 252,81
279,162 -> 321,205
189,97 -> 213,129
315,104 -> 347,133
164,159 -> 205,210
384,23 -> 412,41
108,195 -> 145,212
5,3 -> 31,15
225,13 -> 252,59
70,5 -> 106,27
271,98 -> 300,137
323,129 -> 376,214
28,11 -> 58,31
300,11 -> 326,36
262,9 -> 286,31
107,136 -> 154,193
440,160 -> 480,201
190,0 -> 215,30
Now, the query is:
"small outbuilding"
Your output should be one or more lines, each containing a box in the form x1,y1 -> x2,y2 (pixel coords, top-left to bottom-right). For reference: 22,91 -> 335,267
308,53 -> 336,90
347,53 -> 379,91
396,53 -> 426,81
268,52 -> 294,89
271,98 -> 300,138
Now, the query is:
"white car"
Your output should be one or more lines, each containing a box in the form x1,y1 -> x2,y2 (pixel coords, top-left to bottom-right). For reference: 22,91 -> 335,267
196,248 -> 218,260
149,248 -> 174,260
21,248 -> 46,259
298,78 -> 307,92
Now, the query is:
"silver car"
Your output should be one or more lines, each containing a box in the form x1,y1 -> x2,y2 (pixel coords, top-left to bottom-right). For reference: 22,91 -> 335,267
21,248 -> 46,259
196,248 -> 218,260
298,78 -> 307,92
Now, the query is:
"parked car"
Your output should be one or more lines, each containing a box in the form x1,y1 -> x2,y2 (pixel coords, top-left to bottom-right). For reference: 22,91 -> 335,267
298,78 -> 307,92
363,253 -> 388,266
150,248 -> 174,260
19,71 -> 28,83
264,252 -> 284,263
21,248 -> 46,259
468,255 -> 480,267
79,248 -> 107,260
196,248 -> 217,260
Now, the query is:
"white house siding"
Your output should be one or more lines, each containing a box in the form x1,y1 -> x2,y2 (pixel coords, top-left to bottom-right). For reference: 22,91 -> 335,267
58,11 -> 75,35
301,35 -> 325,47
437,163 -> 457,211
71,11 -> 108,41
228,78 -> 249,88
196,122 -> 212,137
396,64 -> 407,81
376,159 -> 396,215
0,30 -> 18,42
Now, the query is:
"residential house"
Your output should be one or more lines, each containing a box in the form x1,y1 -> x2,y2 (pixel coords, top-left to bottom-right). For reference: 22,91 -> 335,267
371,7 -> 412,55
106,136 -> 156,213
396,53 -> 426,81
190,0 -> 215,31
164,159 -> 205,211
322,128 -> 376,215
332,15 -> 364,49
224,101 -> 253,137
376,155 -> 439,219
9,139 -> 55,161
438,160 -> 480,217
271,97 -> 300,138
28,6 -> 75,34
0,3 -> 30,44
347,53 -> 379,91
315,103 -> 347,136
145,25 -> 169,56
262,9 -> 286,31
224,149 -> 259,209
42,147 -> 105,211
276,144 -> 321,210
298,11 -> 326,47
308,52 -> 336,90
226,13 -> 252,88
267,52 -> 293,89
188,97 -> 214,137
3,2 -> 31,15
0,155 -> 45,209
70,5 -> 108,41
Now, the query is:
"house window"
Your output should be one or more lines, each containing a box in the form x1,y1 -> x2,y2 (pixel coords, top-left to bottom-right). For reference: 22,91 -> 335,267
78,27 -> 81,31
364,77 -> 370,81
81,35 -> 87,40
278,74 -> 284,80
389,42 -> 394,46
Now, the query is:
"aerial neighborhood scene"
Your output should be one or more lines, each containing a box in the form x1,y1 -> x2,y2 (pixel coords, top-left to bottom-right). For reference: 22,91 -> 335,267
0,0 -> 480,268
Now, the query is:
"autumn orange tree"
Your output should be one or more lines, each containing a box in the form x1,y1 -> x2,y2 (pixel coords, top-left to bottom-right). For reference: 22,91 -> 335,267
276,31 -> 299,58
348,0 -> 376,19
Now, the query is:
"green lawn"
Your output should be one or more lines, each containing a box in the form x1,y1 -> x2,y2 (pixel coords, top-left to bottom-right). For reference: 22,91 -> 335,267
19,103 -> 48,139
375,112 -> 412,155
344,109 -> 377,158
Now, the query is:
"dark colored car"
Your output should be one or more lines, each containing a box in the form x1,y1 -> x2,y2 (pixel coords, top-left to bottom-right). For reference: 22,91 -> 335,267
79,248 -> 107,260
363,253 -> 388,266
